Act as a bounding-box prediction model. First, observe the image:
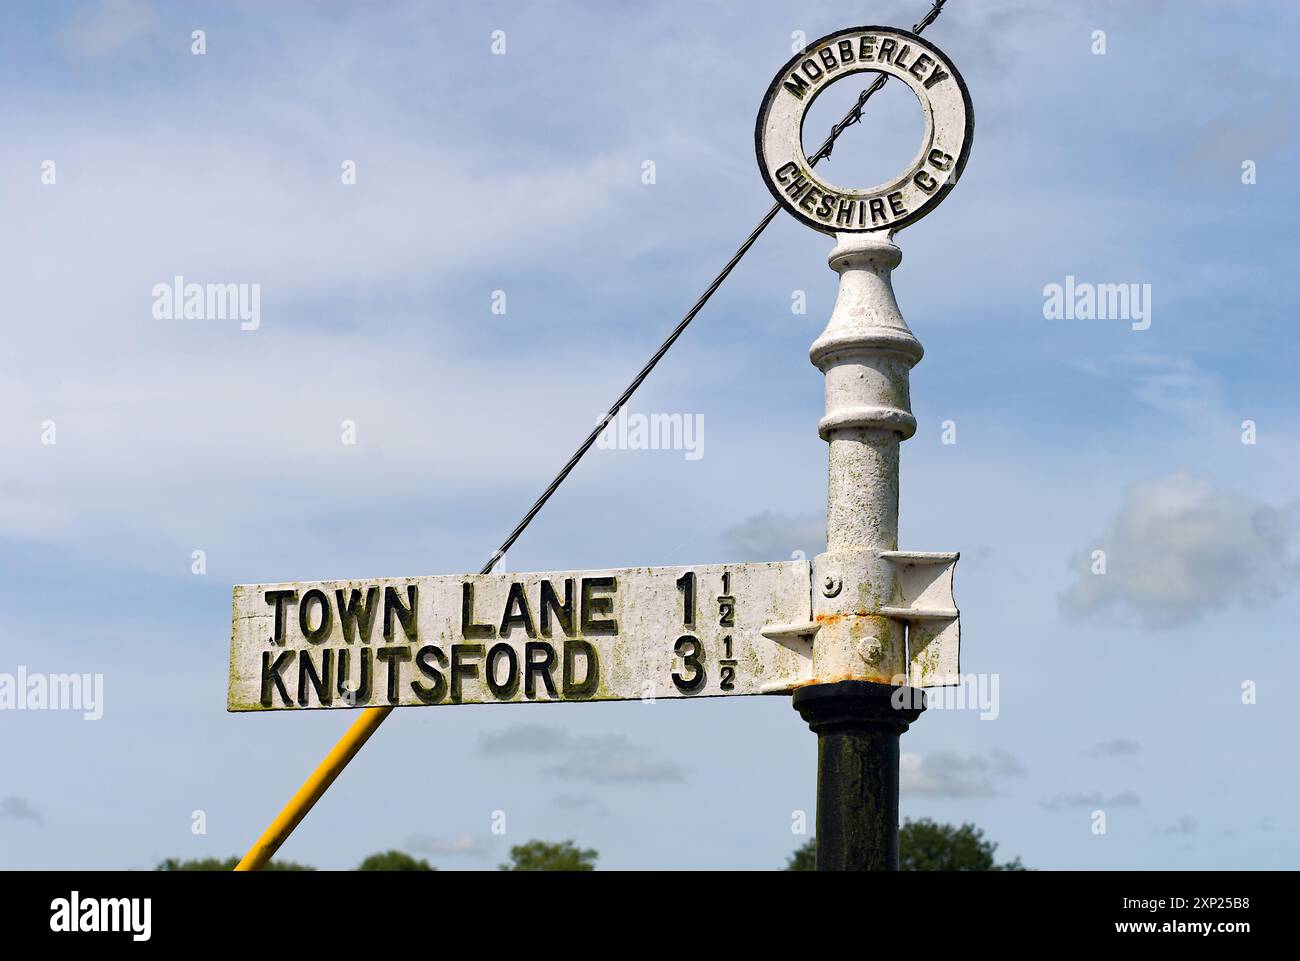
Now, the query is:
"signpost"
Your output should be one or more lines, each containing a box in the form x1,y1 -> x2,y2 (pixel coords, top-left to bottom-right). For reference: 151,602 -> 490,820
231,20 -> 972,872
757,24 -> 972,869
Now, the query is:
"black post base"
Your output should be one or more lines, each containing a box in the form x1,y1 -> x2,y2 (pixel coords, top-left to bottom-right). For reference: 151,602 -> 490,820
792,680 -> 925,871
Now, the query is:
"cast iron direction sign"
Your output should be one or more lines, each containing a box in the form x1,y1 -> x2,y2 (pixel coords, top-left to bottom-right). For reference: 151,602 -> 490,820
230,11 -> 971,874
229,562 -> 817,710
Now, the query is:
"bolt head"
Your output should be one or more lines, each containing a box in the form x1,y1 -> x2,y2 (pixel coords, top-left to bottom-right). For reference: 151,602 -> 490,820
822,575 -> 843,597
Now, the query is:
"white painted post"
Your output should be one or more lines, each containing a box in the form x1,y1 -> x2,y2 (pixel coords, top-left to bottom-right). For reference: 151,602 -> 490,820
809,232 -> 922,682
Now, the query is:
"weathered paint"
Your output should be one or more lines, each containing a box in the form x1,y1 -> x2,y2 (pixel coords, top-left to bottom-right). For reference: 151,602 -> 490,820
755,25 -> 973,236
803,229 -> 961,688
880,551 -> 960,687
229,561 -> 813,711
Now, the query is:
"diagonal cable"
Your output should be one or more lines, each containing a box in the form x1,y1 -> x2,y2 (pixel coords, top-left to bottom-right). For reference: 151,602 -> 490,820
481,0 -> 949,575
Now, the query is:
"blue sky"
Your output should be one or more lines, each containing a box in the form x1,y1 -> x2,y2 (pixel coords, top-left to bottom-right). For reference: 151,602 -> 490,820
1,0 -> 1298,869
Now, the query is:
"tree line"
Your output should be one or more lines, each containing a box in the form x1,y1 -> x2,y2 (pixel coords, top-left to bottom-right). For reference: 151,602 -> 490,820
159,821 -> 1024,870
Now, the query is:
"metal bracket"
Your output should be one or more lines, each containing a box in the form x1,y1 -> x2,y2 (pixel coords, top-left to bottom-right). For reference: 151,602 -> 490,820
879,551 -> 960,688
757,621 -> 819,693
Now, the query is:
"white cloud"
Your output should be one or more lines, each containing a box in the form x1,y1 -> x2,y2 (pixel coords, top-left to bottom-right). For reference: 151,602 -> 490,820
1060,473 -> 1300,627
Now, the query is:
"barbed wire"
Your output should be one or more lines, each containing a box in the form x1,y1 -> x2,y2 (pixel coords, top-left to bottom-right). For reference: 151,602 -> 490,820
809,0 -> 947,165
480,0 -> 950,576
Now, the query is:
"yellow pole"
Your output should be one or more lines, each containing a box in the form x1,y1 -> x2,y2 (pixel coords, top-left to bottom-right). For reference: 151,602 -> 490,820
234,705 -> 392,870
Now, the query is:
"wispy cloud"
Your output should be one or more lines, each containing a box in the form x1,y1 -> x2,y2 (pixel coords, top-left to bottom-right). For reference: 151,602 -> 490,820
900,749 -> 1025,799
0,796 -> 43,824
481,724 -> 685,785
1162,816 -> 1197,836
58,0 -> 158,59
552,794 -> 609,816
1040,791 -> 1140,811
718,512 -> 822,562
404,833 -> 491,858
1085,738 -> 1141,758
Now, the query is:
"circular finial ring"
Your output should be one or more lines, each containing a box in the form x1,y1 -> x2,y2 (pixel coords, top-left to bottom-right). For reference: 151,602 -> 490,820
755,26 -> 973,235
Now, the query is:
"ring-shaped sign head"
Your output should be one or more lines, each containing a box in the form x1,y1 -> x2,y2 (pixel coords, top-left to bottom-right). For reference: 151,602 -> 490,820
755,26 -> 973,235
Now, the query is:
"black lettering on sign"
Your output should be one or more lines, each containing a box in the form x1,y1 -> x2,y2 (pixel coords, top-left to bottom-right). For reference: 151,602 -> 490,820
486,642 -> 520,699
858,35 -> 876,61
298,648 -> 332,707
910,53 -> 933,80
888,191 -> 908,217
580,577 -> 617,635
870,197 -> 888,224
335,587 -> 379,643
540,578 -> 576,636
923,64 -> 950,89
338,647 -> 373,704
562,639 -> 599,698
411,645 -> 447,703
383,585 -> 418,641
782,73 -> 811,100
927,148 -> 954,171
499,582 -> 537,638
261,650 -> 294,707
264,590 -> 297,645
524,642 -> 559,698
878,37 -> 897,64
800,58 -> 822,83
718,596 -> 735,627
376,646 -> 411,703
913,170 -> 938,194
461,583 -> 495,639
720,662 -> 737,691
676,571 -> 696,627
450,643 -> 484,701
299,589 -> 332,643
837,39 -> 856,64
894,43 -> 913,72
672,635 -> 706,693
818,47 -> 837,72
774,162 -> 798,184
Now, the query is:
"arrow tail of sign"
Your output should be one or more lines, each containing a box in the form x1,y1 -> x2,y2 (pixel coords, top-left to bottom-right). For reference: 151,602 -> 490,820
879,551 -> 961,688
